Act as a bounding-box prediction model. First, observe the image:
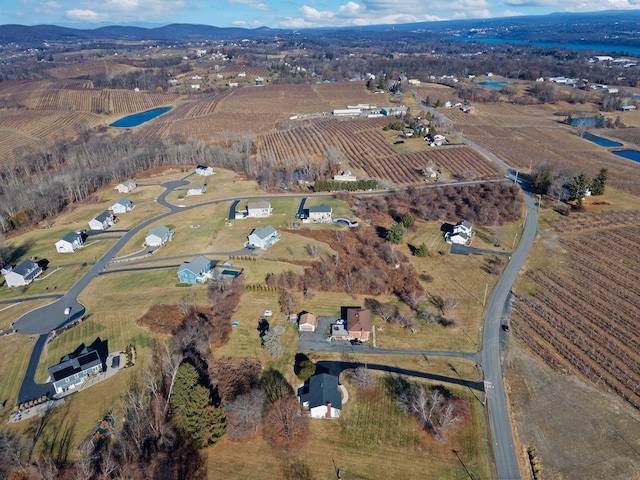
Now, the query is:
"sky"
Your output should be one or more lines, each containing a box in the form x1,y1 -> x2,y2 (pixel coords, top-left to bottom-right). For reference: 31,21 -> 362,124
2,0 -> 640,29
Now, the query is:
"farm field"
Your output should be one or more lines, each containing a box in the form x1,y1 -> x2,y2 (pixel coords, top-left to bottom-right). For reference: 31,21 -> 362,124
411,85 -> 640,195
256,117 -> 501,185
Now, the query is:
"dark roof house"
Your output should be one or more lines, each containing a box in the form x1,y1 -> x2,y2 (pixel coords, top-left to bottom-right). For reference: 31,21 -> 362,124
48,347 -> 103,395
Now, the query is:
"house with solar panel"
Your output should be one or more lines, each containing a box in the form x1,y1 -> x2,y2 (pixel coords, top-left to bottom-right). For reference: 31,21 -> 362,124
48,347 -> 103,396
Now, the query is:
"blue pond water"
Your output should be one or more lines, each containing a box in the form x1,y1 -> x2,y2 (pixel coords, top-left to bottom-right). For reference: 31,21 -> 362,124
581,133 -> 622,148
109,107 -> 172,128
569,117 -> 608,128
612,150 -> 640,163
477,81 -> 507,89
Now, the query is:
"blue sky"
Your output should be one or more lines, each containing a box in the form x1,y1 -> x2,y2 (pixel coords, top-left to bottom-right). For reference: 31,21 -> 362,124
2,0 -> 639,29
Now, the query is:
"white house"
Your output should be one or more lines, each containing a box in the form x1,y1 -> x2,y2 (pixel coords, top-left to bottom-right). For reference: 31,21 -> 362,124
247,200 -> 272,218
298,374 -> 342,419
48,347 -> 103,395
333,170 -> 357,182
247,225 -> 280,250
55,231 -> 83,253
307,204 -> 332,223
115,179 -> 136,193
146,225 -> 174,247
195,165 -> 214,176
88,211 -> 114,231
445,220 -> 473,245
3,259 -> 42,288
187,183 -> 206,196
109,197 -> 133,214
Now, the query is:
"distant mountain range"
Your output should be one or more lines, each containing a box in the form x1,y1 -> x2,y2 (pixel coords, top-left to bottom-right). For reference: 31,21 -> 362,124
1,10 -> 640,49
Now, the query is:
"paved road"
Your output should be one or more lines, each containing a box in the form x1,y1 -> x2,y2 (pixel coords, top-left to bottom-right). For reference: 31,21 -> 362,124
416,94 -> 536,479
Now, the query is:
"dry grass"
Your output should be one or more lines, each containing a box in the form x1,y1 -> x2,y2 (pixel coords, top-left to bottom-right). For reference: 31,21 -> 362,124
0,335 -> 37,420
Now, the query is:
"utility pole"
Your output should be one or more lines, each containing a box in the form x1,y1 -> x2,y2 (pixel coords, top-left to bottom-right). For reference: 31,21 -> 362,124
512,232 -> 518,248
483,283 -> 488,306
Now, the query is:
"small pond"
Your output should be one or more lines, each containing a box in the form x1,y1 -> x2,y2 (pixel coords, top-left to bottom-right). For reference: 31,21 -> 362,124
569,117 -> 608,128
581,133 -> 622,148
477,81 -> 507,89
109,106 -> 172,128
612,150 -> 640,163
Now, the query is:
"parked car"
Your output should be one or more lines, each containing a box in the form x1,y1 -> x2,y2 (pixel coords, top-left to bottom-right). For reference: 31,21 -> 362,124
264,309 -> 273,317
64,307 -> 71,315
350,339 -> 363,345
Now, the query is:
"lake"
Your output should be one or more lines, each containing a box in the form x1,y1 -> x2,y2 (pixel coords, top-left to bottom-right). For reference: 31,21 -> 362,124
477,81 -> 507,89
109,107 -> 172,128
581,133 -> 622,148
569,117 -> 609,128
612,150 -> 640,163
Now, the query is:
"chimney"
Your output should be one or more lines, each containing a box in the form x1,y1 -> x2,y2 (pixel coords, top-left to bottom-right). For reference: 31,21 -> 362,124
326,402 -> 332,419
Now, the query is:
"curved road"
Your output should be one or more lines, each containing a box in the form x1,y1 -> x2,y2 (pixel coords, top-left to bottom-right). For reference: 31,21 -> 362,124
13,123 -> 535,479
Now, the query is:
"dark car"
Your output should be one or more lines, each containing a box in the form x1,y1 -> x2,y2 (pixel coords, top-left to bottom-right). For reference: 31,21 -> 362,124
350,339 -> 363,345
501,324 -> 509,332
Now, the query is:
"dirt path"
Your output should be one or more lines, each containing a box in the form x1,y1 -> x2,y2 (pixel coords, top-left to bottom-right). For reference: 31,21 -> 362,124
504,336 -> 640,480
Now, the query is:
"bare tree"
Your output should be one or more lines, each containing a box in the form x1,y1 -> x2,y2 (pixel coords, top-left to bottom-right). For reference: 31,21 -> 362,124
348,367 -> 377,391
226,389 -> 267,441
305,244 -> 320,259
263,396 -> 309,451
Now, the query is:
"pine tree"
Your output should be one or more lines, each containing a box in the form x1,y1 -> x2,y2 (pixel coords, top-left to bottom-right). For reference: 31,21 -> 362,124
386,222 -> 405,244
171,363 -> 225,448
590,168 -> 608,195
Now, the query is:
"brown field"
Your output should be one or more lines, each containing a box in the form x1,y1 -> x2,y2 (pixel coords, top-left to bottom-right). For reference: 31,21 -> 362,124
256,117 -> 500,185
46,59 -> 141,79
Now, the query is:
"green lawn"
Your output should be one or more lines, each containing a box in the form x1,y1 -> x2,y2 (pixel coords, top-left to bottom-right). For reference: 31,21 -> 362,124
0,334 -> 37,420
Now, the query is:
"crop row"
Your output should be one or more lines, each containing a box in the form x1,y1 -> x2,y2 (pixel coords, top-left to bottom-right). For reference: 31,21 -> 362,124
550,210 -> 640,233
511,319 -> 570,373
514,299 -> 639,409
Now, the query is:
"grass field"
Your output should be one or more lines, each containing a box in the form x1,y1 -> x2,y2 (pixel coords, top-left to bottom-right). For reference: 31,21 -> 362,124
0,335 -> 37,420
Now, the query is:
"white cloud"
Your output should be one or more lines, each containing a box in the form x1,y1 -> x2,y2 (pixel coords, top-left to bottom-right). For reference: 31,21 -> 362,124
44,1 -> 61,8
228,0 -> 269,11
62,0 -> 187,23
65,8 -> 108,21
278,1 -> 442,28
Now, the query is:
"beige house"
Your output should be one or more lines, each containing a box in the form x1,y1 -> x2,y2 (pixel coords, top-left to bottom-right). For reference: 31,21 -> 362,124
298,313 -> 318,332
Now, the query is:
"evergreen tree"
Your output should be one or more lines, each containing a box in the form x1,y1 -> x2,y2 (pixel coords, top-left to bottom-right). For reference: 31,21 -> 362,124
414,243 -> 429,257
399,212 -> 415,228
531,164 -> 553,195
171,363 -> 225,448
386,222 -> 405,244
590,168 -> 608,195
568,173 -> 592,206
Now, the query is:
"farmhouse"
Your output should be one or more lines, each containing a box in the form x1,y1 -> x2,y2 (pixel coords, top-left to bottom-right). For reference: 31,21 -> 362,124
346,308 -> 372,341
187,183 -> 206,196
109,197 -> 133,214
445,220 -> 474,245
247,225 -> 280,250
298,373 -> 342,419
177,255 -> 213,284
195,165 -> 214,176
146,225 -> 174,247
115,180 -> 136,193
48,347 -> 103,396
333,170 -> 357,182
3,259 -> 42,288
88,211 -> 114,231
298,312 -> 318,332
306,204 -> 333,223
247,200 -> 272,218
55,231 -> 83,253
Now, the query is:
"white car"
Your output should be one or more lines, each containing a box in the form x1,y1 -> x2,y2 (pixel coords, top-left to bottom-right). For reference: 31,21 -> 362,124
263,309 -> 273,317
64,307 -> 71,315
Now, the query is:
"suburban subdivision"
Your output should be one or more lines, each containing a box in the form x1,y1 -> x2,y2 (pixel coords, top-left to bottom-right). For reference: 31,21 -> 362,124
1,13 -> 640,480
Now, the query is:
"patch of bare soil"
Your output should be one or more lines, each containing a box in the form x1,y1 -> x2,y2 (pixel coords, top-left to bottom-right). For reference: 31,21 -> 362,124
504,336 -> 640,480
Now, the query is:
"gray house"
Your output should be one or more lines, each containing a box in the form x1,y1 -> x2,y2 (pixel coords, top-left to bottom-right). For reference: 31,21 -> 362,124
48,347 -> 103,395
88,211 -> 114,231
247,225 -> 280,250
3,259 -> 42,288
177,255 -> 213,284
109,197 -> 133,214
146,226 -> 174,247
307,204 -> 333,223
299,373 -> 342,419
55,231 -> 83,253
